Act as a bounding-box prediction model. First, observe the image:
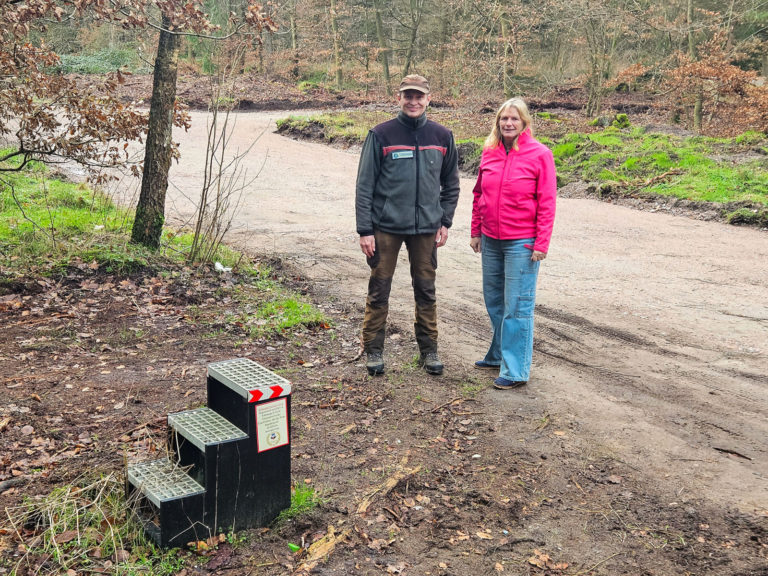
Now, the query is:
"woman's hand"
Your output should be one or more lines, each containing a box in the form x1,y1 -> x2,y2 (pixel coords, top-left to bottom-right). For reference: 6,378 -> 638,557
470,237 -> 482,253
531,250 -> 546,261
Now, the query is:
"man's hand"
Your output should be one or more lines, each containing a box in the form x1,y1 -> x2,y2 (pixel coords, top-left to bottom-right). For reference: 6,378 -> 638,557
359,235 -> 376,258
469,237 -> 481,253
435,226 -> 449,248
531,250 -> 547,262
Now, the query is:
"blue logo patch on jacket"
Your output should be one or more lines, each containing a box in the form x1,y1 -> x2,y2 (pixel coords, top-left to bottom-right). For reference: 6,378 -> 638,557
391,150 -> 414,159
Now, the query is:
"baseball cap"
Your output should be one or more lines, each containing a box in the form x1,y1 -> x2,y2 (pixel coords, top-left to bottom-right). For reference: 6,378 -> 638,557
398,74 -> 430,94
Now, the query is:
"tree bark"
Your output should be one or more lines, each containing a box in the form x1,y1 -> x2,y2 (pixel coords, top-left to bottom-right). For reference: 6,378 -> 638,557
501,17 -> 511,98
436,10 -> 449,91
329,0 -> 343,89
402,0 -> 423,77
687,0 -> 702,131
290,9 -> 299,79
131,14 -> 181,249
373,0 -> 391,95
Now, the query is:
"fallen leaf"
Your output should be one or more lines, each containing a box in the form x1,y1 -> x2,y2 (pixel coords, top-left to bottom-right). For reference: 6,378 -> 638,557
476,531 -> 493,540
113,549 -> 130,562
527,549 -> 568,571
368,538 -> 390,551
495,562 -> 504,572
528,549 -> 550,568
54,530 -> 78,544
188,540 -> 209,552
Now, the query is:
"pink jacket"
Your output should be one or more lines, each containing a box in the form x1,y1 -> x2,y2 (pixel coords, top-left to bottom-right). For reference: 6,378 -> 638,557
470,129 -> 557,253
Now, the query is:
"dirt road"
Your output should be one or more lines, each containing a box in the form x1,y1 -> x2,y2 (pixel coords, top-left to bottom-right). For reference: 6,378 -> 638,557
167,110 -> 768,518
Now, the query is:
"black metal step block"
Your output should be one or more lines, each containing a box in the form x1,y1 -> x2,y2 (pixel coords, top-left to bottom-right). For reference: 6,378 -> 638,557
168,407 -> 250,532
206,357 -> 292,433
125,458 -> 207,547
205,358 -> 292,528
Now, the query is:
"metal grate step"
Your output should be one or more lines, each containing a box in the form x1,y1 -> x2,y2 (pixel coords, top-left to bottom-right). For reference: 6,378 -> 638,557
126,458 -> 205,507
208,357 -> 291,400
168,407 -> 247,452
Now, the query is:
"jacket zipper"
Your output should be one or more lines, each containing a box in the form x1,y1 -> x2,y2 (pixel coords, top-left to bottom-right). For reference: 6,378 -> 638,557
497,147 -> 512,238
414,131 -> 420,231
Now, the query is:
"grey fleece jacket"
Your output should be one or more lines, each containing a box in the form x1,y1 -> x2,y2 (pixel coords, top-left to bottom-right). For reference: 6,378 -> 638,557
355,111 -> 460,237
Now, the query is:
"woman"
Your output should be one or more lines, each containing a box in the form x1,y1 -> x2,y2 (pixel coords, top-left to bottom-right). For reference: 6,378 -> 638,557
470,98 -> 556,390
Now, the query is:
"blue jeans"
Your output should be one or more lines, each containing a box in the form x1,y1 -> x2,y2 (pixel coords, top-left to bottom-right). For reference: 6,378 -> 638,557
481,236 -> 540,381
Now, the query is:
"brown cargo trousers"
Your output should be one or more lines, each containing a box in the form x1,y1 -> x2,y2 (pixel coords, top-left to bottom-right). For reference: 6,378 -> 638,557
362,230 -> 438,355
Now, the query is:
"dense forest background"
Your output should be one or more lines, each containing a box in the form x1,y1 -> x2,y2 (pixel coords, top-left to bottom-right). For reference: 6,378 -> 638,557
33,0 -> 768,134
3,0 -> 767,247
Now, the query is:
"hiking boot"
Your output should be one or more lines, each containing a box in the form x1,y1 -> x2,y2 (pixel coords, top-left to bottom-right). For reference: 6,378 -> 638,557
419,351 -> 444,375
366,351 -> 385,376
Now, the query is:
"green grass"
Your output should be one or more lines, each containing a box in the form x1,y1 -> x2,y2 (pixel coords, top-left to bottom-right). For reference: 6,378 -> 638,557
277,112 -> 767,212
277,111 -> 391,143
252,297 -> 328,334
536,111 -> 561,123
1,149 -> 330,341
4,474 -> 187,575
276,109 -> 480,143
0,153 -> 141,271
55,48 -> 151,74
274,483 -> 323,525
550,128 -> 768,207
0,150 -> 256,274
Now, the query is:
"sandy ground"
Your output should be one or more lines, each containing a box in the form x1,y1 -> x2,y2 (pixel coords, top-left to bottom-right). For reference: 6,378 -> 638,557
149,110 -> 768,517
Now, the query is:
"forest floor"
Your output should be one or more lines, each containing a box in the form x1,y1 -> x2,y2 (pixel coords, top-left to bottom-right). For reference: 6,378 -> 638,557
1,75 -> 768,576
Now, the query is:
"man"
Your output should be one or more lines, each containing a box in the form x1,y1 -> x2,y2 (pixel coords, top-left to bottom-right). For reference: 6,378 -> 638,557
355,74 -> 461,376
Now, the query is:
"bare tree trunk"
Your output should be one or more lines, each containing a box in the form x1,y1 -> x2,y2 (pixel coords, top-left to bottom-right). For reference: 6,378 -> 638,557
585,59 -> 602,117
437,11 -> 449,91
584,17 -> 604,117
329,0 -> 343,89
373,0 -> 391,95
402,0 -> 423,77
290,8 -> 299,79
501,17 -> 511,97
687,0 -> 702,131
131,14 -> 181,249
256,28 -> 264,74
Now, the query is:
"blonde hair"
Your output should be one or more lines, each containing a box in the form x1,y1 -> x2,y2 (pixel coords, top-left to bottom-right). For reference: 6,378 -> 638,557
484,97 -> 533,150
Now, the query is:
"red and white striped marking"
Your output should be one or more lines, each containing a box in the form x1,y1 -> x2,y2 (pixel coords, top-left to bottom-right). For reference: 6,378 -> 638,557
248,384 -> 291,403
